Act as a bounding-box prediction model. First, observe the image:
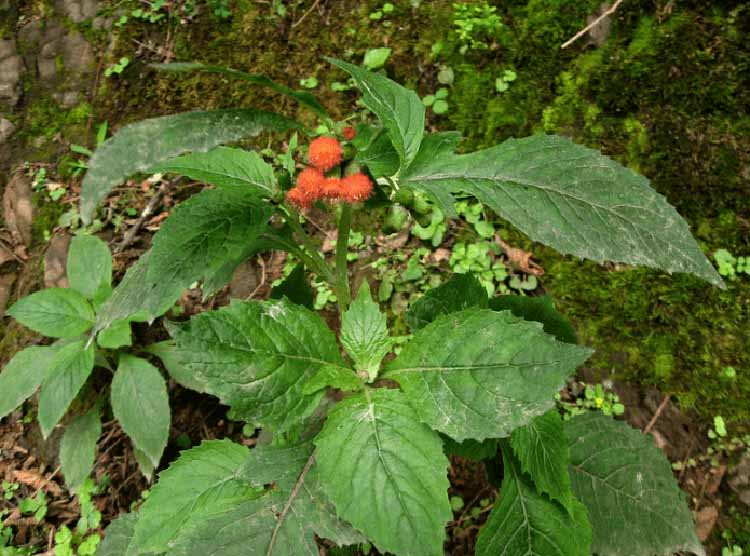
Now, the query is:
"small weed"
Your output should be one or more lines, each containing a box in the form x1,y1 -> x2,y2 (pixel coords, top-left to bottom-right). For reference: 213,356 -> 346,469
714,248 -> 750,280
452,2 -> 503,53
495,69 -> 517,93
104,57 -> 130,78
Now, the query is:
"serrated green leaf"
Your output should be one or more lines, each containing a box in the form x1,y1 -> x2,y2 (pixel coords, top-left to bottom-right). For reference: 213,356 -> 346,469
565,412 -> 705,556
80,109 -> 298,223
38,339 -> 95,438
8,288 -> 94,338
150,147 -> 277,197
385,309 -> 592,442
168,298 -> 345,432
401,134 -> 722,286
96,319 -> 132,349
314,389 -> 451,556
354,129 -> 400,179
269,263 -> 314,310
130,439 -> 259,554
442,436 -> 497,461
172,442 -> 364,556
475,446 -> 592,556
151,63 -> 328,117
67,234 -> 112,301
97,513 -> 138,556
145,341 -> 206,392
94,250 -> 184,333
302,365 -> 363,395
406,272 -> 488,331
510,410 -> 573,511
60,408 -> 101,493
148,189 -> 271,289
340,282 -> 390,380
327,57 -> 424,172
111,355 -> 170,469
490,295 -> 577,344
0,345 -> 60,420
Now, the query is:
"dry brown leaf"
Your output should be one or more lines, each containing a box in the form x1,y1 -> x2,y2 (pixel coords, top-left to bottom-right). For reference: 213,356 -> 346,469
495,235 -> 544,276
14,470 -> 63,496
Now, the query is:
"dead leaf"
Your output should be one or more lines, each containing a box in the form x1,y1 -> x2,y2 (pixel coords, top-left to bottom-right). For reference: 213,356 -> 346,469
695,506 -> 718,542
376,230 -> 409,251
0,272 -> 17,313
495,235 -> 544,276
44,232 -> 71,288
3,170 -> 34,247
14,470 -> 63,496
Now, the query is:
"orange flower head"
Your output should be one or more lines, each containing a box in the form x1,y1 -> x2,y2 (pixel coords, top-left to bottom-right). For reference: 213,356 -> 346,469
322,177 -> 344,200
343,126 -> 357,141
308,136 -> 343,172
340,173 -> 373,203
296,167 -> 325,196
286,187 -> 312,209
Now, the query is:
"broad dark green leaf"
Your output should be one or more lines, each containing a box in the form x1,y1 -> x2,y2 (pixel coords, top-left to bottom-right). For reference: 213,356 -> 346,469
406,272 -> 488,331
442,436 -> 497,461
490,295 -> 577,344
269,263 -> 315,310
7,288 -> 94,338
148,188 -> 272,288
354,129 -> 400,179
565,412 -> 705,556
94,249 -> 184,333
302,365 -> 363,395
97,513 -> 138,556
145,341 -> 206,392
38,339 -> 95,438
67,234 -> 112,301
173,442 -> 364,556
130,440 -> 259,554
168,298 -> 345,431
152,62 -> 328,117
150,147 -> 277,197
96,319 -> 132,349
401,134 -> 723,286
314,389 -> 451,556
59,408 -> 101,492
0,346 -> 59,420
327,57 -> 424,172
111,355 -> 170,469
510,410 -> 573,510
385,309 -> 592,441
80,109 -> 298,223
340,282 -> 390,380
475,446 -> 592,556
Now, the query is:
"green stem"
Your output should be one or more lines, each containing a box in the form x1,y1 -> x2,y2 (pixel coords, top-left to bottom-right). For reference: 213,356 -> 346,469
285,207 -> 335,283
335,203 -> 353,311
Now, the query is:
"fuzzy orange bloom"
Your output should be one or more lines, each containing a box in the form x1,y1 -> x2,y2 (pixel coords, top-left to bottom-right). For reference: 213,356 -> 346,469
339,173 -> 373,203
308,136 -> 343,172
296,167 -> 325,196
286,187 -> 312,209
322,177 -> 343,200
343,126 -> 356,140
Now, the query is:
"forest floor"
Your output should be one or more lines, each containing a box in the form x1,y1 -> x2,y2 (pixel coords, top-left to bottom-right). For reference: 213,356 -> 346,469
0,0 -> 748,554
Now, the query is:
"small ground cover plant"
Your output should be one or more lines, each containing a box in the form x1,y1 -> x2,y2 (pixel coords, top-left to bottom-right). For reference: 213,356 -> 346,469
4,57 -> 724,556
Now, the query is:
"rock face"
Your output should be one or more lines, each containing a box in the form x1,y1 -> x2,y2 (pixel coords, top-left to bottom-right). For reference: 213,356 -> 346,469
0,38 -> 23,107
2,170 -> 33,248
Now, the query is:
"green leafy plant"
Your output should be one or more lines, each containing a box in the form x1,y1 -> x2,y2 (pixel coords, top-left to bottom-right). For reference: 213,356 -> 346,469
714,248 -> 750,279
1,234 -> 172,488
5,58 -> 723,556
452,1 -> 504,52
104,57 -> 130,78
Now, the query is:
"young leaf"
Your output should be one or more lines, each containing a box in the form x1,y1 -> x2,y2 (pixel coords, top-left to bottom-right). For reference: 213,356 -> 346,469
145,341 -> 206,392
509,410 -> 574,511
173,442 -> 365,556
168,298 -> 346,432
475,446 -> 592,556
38,339 -> 95,438
0,345 -> 59,420
340,282 -> 390,380
385,309 -> 592,441
59,408 -> 101,493
97,513 -> 138,556
67,234 -> 112,301
401,134 -> 723,286
490,295 -> 577,344
80,109 -> 298,223
326,57 -> 424,172
111,355 -> 170,469
152,62 -> 328,117
302,364 -> 363,395
406,272 -> 488,331
96,319 -> 132,349
148,188 -> 272,288
130,440 -> 259,554
314,389 -> 452,556
149,147 -> 277,198
7,288 -> 94,338
269,263 -> 315,310
565,412 -> 705,556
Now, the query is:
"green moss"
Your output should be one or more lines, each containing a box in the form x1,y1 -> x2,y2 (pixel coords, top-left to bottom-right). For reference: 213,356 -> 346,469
31,192 -> 66,244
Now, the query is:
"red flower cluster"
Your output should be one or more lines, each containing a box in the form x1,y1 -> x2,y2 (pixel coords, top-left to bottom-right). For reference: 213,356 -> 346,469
285,136 -> 373,209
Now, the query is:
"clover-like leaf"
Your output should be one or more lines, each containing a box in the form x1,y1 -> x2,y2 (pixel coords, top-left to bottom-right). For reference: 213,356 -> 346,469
385,309 -> 591,441
340,282 -> 390,380
565,412 -> 705,556
314,389 -> 452,556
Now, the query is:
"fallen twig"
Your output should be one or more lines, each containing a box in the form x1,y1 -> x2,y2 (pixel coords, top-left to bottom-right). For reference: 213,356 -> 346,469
644,393 -> 671,434
562,0 -> 623,49
115,178 -> 174,253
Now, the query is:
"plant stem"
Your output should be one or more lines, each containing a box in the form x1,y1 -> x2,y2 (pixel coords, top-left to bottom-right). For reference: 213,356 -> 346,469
335,203 -> 353,311
285,207 -> 335,283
